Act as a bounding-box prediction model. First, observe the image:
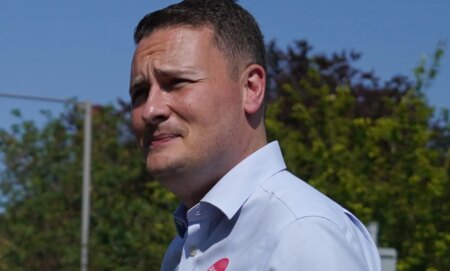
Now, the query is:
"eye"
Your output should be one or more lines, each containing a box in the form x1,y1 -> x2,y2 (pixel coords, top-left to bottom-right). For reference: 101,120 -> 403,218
167,78 -> 195,90
131,87 -> 148,107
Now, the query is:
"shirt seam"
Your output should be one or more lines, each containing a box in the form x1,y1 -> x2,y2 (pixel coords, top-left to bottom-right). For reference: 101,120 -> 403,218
259,191 -> 371,271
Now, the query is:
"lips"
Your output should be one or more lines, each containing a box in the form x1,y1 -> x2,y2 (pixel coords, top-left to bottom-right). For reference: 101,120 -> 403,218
141,123 -> 184,152
152,134 -> 178,143
146,133 -> 181,149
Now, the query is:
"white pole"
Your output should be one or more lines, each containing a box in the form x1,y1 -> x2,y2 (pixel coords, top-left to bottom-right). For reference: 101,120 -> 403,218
81,101 -> 92,271
0,93 -> 94,271
367,221 -> 379,246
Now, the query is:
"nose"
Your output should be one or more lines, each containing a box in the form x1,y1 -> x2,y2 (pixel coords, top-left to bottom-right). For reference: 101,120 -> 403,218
141,86 -> 170,126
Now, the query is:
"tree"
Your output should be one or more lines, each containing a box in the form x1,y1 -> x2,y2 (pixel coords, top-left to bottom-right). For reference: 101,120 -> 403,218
0,41 -> 448,271
0,104 -> 177,270
266,40 -> 449,271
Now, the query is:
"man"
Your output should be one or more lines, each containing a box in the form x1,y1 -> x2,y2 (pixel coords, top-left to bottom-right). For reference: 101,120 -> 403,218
130,0 -> 381,270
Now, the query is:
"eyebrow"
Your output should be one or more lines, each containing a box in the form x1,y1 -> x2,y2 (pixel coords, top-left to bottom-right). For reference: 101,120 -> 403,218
129,68 -> 201,95
154,67 -> 199,79
129,76 -> 148,95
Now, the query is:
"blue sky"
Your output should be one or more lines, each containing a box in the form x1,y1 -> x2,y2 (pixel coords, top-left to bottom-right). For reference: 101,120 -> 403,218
1,0 -> 449,128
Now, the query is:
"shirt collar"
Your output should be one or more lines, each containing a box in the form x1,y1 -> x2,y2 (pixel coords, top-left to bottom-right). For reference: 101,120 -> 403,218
201,141 -> 286,220
173,204 -> 188,237
172,141 -> 286,237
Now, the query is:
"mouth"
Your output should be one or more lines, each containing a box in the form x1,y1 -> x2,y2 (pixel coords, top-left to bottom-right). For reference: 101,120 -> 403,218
146,133 -> 181,149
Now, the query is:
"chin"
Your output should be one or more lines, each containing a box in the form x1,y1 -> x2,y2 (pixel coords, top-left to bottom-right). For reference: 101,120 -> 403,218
146,156 -> 187,181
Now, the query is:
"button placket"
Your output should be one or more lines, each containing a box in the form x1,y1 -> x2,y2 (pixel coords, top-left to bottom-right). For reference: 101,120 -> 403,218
189,246 -> 198,257
184,203 -> 213,259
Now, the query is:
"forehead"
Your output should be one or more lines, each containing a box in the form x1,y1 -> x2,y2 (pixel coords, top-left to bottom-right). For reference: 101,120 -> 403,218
130,25 -> 238,88
132,26 -> 215,67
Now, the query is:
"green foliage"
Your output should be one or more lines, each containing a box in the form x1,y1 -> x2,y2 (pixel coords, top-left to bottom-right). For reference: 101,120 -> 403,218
0,42 -> 448,271
266,41 -> 449,271
0,104 -> 177,270
414,41 -> 445,92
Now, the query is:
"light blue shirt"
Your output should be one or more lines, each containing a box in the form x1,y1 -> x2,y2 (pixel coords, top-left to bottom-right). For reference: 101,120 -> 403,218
161,141 -> 381,271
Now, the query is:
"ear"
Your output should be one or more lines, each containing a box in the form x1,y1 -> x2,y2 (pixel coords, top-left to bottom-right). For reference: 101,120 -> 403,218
241,64 -> 266,114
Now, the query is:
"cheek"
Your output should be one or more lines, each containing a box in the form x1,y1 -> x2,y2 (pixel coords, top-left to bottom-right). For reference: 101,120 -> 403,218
171,91 -> 210,123
184,97 -> 218,126
173,82 -> 242,127
131,109 -> 145,135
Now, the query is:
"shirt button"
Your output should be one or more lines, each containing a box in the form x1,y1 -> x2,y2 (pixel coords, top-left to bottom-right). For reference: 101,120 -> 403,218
189,246 -> 198,257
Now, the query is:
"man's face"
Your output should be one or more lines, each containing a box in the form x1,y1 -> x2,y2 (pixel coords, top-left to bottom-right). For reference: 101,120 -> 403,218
130,26 -> 246,194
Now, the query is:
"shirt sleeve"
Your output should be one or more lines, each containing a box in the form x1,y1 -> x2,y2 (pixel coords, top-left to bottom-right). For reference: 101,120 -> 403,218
264,216 -> 375,271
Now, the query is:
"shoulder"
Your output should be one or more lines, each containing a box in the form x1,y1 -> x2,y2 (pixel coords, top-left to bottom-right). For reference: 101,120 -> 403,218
265,216 -> 375,271
252,170 -> 381,270
259,170 -> 348,225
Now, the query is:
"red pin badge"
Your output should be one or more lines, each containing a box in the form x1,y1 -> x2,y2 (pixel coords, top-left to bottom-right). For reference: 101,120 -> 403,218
207,258 -> 229,271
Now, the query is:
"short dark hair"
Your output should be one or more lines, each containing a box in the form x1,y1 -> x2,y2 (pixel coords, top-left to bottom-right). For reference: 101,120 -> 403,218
133,0 -> 265,78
